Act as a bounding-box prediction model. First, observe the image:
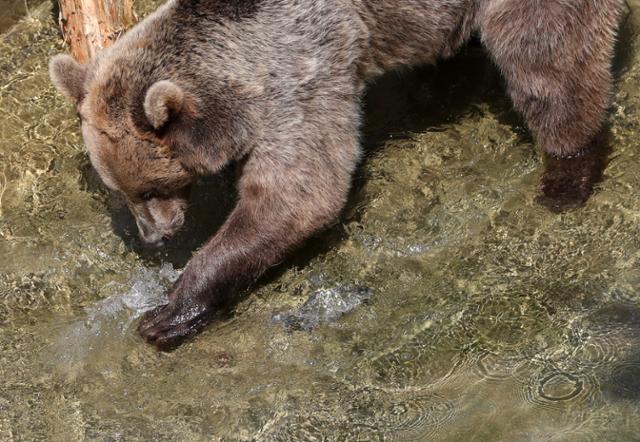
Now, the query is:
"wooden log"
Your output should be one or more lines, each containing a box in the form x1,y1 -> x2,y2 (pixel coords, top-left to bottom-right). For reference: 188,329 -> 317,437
56,0 -> 137,63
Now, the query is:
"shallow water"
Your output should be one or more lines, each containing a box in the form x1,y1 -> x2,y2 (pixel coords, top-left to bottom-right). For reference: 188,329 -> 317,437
0,0 -> 42,33
2,1 -> 640,441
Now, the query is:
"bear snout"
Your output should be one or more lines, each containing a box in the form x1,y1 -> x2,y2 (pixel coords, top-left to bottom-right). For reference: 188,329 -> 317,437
136,220 -> 164,247
135,216 -> 182,248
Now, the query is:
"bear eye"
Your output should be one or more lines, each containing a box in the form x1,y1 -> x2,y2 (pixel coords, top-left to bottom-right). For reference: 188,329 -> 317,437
139,190 -> 160,201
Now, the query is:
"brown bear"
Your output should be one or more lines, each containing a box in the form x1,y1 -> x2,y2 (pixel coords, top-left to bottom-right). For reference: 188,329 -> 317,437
49,0 -> 623,350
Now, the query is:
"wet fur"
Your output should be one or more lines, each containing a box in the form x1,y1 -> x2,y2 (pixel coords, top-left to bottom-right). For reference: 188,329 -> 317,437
49,0 -> 623,349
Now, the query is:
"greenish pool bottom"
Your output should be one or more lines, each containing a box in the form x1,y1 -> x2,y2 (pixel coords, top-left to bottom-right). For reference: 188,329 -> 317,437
1,2 -> 640,441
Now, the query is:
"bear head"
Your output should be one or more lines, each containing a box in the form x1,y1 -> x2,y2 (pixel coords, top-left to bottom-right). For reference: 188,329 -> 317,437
49,54 -> 196,247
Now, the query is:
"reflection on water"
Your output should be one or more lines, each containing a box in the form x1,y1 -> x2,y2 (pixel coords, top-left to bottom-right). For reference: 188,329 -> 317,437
2,1 -> 640,440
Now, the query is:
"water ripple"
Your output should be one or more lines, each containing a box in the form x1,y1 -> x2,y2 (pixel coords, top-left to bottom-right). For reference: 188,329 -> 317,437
537,372 -> 584,402
519,369 -> 599,412
379,393 -> 456,441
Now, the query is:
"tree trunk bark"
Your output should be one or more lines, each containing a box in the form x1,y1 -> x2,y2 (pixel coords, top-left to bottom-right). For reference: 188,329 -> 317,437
56,0 -> 137,63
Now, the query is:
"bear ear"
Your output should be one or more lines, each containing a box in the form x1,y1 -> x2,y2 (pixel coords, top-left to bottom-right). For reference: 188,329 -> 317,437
49,54 -> 88,104
144,80 -> 185,130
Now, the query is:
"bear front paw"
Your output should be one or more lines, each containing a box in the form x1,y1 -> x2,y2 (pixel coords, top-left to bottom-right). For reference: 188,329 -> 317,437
138,298 -> 213,351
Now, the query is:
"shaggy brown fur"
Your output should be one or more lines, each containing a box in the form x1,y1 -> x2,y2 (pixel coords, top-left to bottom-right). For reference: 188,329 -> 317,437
49,0 -> 623,349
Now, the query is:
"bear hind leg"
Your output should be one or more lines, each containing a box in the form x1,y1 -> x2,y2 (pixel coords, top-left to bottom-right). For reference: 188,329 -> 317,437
480,0 -> 622,210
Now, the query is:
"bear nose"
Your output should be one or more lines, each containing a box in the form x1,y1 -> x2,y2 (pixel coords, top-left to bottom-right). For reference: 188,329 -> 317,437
139,231 -> 164,248
135,218 -> 164,247
143,238 -> 165,248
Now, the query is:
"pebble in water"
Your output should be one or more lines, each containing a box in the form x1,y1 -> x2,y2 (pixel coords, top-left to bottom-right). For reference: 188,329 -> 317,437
271,285 -> 373,331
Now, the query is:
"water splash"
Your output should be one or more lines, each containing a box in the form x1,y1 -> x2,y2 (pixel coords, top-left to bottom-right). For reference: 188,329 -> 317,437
45,263 -> 180,368
272,285 -> 373,331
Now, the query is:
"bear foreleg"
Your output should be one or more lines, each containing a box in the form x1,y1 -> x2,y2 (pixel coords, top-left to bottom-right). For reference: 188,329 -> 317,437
138,115 -> 361,349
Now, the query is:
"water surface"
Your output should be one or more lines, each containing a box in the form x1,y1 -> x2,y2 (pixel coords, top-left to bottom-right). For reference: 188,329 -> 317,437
1,2 -> 640,440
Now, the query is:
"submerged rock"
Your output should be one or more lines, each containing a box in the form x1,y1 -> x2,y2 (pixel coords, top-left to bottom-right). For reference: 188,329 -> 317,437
272,285 -> 373,331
